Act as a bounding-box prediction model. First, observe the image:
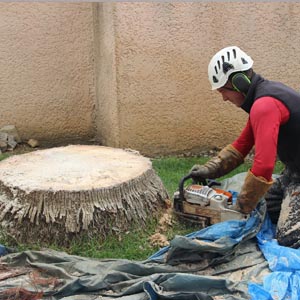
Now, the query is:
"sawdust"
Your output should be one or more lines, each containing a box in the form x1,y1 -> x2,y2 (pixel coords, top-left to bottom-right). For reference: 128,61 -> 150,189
149,233 -> 169,247
158,212 -> 173,230
149,199 -> 173,247
155,199 -> 174,232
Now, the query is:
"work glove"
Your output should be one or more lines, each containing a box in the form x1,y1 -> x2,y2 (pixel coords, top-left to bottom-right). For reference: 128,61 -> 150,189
235,170 -> 273,214
189,164 -> 210,182
190,144 -> 244,181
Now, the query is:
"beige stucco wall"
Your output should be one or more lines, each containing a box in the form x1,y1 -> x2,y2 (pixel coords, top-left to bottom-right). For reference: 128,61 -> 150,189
93,4 -> 119,148
0,3 -> 95,144
95,2 -> 300,156
2,3 -> 300,155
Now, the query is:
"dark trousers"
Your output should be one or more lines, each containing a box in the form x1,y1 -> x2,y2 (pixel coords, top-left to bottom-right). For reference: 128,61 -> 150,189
265,168 -> 300,248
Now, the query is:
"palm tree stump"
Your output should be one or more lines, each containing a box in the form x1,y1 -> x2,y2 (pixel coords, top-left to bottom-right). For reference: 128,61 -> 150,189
0,145 -> 168,246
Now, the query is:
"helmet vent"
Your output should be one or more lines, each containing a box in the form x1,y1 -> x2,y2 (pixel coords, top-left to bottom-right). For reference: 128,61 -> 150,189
213,75 -> 218,83
241,57 -> 248,64
221,55 -> 225,63
214,66 -> 218,74
227,51 -> 230,61
222,62 -> 234,74
233,48 -> 236,59
217,60 -> 221,70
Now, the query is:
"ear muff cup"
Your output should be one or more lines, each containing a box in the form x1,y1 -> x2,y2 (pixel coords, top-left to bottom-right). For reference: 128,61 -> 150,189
231,73 -> 251,94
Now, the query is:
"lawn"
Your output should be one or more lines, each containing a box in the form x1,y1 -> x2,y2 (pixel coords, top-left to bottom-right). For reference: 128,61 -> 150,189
0,151 -> 284,260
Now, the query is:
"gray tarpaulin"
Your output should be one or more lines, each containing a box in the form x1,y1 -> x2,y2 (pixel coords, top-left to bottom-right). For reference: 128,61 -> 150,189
0,173 -> 272,300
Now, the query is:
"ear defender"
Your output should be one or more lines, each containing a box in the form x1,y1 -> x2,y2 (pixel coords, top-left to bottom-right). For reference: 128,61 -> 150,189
231,73 -> 251,94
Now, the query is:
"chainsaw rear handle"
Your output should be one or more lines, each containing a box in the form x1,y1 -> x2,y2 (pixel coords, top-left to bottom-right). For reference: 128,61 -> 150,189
179,173 -> 207,202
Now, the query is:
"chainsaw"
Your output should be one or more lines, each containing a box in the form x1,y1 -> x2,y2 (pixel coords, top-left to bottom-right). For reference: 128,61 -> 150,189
173,173 -> 249,227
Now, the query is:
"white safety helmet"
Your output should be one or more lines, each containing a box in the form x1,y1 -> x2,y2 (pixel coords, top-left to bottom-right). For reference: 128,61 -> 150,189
208,46 -> 253,90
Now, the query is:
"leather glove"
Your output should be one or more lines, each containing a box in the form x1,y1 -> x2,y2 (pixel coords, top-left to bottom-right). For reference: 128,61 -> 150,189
190,164 -> 211,182
236,170 -> 273,214
190,144 -> 244,181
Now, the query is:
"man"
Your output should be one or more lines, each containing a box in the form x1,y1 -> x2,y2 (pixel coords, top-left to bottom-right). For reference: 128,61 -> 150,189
190,46 -> 300,248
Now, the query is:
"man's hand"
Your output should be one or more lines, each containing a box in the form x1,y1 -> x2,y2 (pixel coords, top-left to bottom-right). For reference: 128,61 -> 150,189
189,145 -> 244,182
235,170 -> 273,214
189,164 -> 209,182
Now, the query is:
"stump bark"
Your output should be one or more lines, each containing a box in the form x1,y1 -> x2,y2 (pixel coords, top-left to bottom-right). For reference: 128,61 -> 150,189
0,145 -> 168,246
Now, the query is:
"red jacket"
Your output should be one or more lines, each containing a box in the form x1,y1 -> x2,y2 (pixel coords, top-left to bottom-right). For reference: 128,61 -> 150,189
232,96 -> 289,181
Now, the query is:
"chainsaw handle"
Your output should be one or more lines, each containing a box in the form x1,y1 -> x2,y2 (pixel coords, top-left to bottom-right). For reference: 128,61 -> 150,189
179,173 -> 207,202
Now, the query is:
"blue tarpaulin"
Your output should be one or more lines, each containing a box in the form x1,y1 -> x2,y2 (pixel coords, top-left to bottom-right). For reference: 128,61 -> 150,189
249,214 -> 300,300
0,244 -> 8,256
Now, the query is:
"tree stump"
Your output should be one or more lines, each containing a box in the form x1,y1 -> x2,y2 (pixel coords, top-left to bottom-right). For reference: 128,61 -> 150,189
0,145 -> 168,246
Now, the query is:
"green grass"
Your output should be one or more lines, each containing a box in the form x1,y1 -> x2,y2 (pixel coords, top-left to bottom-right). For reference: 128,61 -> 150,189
0,152 -> 284,260
0,153 -> 11,162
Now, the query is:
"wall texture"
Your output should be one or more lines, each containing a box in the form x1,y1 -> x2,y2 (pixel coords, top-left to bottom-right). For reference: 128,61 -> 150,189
94,2 -> 300,156
0,3 -> 96,144
2,3 -> 300,156
93,4 -> 120,148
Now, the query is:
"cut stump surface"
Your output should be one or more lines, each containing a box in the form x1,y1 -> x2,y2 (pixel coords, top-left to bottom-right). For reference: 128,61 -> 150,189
0,145 -> 168,246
